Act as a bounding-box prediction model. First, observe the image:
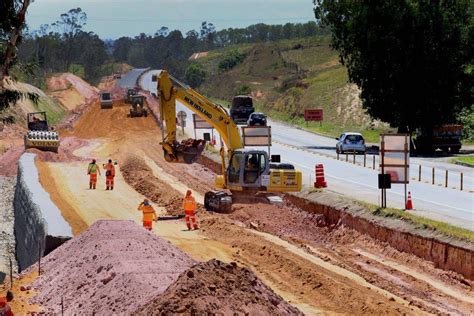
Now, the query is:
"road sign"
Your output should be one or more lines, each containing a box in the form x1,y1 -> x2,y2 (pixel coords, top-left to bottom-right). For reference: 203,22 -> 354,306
241,126 -> 271,147
192,114 -> 213,129
177,110 -> 187,121
380,133 -> 410,209
304,109 -> 323,121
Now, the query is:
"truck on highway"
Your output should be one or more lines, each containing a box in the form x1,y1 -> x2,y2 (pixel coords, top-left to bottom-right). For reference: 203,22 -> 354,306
230,95 -> 255,125
414,125 -> 463,154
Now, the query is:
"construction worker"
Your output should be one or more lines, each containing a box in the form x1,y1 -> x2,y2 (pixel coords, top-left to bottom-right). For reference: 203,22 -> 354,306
103,159 -> 115,190
0,291 -> 14,316
137,198 -> 157,231
87,159 -> 101,189
183,190 -> 198,230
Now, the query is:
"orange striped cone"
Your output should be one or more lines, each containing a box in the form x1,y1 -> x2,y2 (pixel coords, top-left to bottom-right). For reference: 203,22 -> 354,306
405,191 -> 414,210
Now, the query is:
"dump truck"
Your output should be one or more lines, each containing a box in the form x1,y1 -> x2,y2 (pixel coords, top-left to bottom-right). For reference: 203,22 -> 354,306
124,88 -> 138,104
100,91 -> 113,109
230,95 -> 255,125
129,95 -> 147,117
24,112 -> 60,153
414,125 -> 463,154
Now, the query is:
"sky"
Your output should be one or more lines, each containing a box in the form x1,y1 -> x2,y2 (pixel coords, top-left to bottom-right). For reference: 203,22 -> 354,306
27,0 -> 316,39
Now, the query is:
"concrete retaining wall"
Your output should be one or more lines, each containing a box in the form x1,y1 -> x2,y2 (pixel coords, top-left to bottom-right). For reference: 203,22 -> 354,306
14,153 -> 73,271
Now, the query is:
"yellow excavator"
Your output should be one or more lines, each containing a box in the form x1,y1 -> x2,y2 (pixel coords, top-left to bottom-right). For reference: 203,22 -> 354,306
154,70 -> 302,212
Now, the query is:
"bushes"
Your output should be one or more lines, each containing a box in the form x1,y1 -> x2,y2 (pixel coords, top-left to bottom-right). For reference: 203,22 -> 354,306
185,63 -> 207,88
218,50 -> 246,72
234,85 -> 251,96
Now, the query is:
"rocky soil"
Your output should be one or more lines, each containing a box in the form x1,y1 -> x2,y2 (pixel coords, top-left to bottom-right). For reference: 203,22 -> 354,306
0,176 -> 17,279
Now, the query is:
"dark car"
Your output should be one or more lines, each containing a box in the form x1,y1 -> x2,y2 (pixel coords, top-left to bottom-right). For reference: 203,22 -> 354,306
230,95 -> 254,124
247,112 -> 267,126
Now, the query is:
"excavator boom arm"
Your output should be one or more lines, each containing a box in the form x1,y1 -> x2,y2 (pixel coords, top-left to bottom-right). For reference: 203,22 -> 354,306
157,70 -> 243,166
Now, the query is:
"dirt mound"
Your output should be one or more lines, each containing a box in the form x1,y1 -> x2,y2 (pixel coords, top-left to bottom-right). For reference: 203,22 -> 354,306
29,220 -> 196,314
121,155 -> 183,214
135,259 -> 303,315
46,73 -> 99,102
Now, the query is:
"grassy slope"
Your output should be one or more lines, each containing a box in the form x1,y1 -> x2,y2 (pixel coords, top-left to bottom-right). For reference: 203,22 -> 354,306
196,36 -> 393,143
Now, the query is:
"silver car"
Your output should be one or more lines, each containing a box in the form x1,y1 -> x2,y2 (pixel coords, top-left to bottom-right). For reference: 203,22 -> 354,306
336,132 -> 366,154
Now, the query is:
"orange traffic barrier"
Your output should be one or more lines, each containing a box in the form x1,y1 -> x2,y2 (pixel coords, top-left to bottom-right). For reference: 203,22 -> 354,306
406,191 -> 414,210
314,164 -> 327,188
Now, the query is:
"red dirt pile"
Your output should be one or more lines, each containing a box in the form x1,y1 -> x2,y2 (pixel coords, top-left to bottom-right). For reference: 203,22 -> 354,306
120,155 -> 184,214
135,259 -> 303,315
28,220 -> 196,314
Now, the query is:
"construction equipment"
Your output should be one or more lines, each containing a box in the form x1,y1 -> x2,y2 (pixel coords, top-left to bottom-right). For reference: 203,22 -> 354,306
129,95 -> 148,117
154,70 -> 302,213
24,112 -> 60,153
124,88 -> 138,104
414,125 -> 463,154
230,95 -> 255,124
100,91 -> 113,109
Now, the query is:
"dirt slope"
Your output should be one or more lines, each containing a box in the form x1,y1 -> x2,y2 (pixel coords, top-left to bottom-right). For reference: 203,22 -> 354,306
29,220 -> 196,314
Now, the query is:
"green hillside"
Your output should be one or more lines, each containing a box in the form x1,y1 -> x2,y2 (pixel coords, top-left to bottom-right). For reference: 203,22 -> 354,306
195,36 -> 392,142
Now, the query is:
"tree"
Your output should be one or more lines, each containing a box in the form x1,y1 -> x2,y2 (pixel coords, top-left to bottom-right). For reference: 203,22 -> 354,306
0,0 -> 37,111
315,0 -> 473,133
185,63 -> 206,88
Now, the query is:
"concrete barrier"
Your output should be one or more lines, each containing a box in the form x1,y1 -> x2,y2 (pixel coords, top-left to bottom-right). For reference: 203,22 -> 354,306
14,153 -> 73,271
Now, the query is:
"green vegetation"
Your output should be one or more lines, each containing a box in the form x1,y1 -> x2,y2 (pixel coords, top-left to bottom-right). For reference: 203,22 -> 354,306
451,156 -> 474,166
218,50 -> 246,72
315,1 -> 473,134
196,36 -> 393,140
234,85 -> 251,96
34,96 -> 66,124
359,202 -> 474,242
185,63 -> 207,88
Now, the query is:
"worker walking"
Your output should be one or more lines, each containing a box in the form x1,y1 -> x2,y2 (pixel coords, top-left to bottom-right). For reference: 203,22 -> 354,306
0,291 -> 14,316
183,190 -> 198,230
87,159 -> 101,189
137,199 -> 157,231
103,159 -> 116,190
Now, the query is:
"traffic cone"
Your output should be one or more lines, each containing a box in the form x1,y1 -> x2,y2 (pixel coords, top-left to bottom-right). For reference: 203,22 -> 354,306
405,191 -> 414,210
314,164 -> 327,188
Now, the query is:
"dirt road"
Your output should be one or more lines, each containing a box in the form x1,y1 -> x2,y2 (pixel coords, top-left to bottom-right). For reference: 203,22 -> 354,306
35,99 -> 473,314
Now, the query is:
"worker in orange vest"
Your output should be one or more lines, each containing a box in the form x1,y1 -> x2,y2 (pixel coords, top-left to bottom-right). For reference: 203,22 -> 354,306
137,198 -> 157,231
183,190 -> 198,230
0,291 -> 14,316
103,159 -> 116,190
87,159 -> 101,189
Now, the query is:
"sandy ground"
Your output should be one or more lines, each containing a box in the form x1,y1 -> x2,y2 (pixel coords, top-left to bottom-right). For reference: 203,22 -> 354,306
28,98 -> 474,315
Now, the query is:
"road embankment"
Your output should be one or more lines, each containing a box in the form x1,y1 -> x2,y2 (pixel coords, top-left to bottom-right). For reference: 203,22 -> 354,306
199,150 -> 474,281
286,192 -> 474,281
14,153 -> 73,271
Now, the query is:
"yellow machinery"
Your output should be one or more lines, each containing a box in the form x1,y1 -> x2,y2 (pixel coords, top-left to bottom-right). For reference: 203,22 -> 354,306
155,70 -> 302,212
24,112 -> 60,153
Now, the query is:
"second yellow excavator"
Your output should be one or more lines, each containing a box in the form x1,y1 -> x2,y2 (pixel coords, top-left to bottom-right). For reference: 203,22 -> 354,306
154,70 -> 302,212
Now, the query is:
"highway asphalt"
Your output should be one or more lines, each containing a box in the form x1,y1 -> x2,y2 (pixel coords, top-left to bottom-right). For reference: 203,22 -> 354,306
126,68 -> 474,231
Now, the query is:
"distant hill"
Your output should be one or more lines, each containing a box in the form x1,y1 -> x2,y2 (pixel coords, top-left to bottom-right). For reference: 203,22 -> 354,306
194,36 -> 392,142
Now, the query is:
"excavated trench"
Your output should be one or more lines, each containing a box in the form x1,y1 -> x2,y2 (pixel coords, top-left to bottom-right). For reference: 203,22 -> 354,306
201,153 -> 474,281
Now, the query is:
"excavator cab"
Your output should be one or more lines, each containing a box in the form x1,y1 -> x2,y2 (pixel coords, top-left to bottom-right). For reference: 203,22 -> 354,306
227,150 -> 268,188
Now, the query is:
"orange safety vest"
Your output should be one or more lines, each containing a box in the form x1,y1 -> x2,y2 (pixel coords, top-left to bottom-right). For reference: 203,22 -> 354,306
0,297 -> 12,316
138,204 -> 156,222
183,196 -> 196,212
105,163 -> 115,177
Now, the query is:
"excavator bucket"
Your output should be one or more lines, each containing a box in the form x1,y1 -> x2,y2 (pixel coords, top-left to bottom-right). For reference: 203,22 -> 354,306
165,139 -> 206,164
